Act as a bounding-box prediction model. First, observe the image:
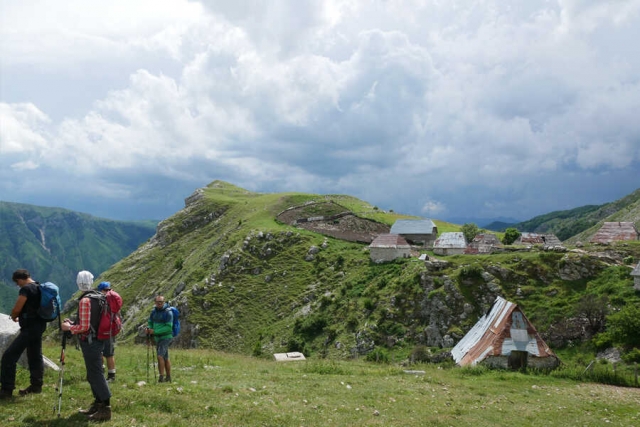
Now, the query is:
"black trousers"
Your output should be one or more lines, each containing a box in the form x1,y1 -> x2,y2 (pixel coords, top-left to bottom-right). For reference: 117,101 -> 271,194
1,321 -> 47,392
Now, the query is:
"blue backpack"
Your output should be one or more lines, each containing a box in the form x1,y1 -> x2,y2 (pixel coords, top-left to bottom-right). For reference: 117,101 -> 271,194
167,306 -> 180,337
38,282 -> 61,322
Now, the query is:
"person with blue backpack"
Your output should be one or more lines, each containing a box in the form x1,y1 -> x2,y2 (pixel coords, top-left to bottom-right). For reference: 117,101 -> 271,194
146,295 -> 175,383
0,269 -> 47,399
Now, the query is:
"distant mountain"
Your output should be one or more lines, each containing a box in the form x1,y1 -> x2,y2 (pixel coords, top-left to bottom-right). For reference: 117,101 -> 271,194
489,189 -> 640,242
0,201 -> 158,313
484,221 -> 517,231
444,216 -> 522,228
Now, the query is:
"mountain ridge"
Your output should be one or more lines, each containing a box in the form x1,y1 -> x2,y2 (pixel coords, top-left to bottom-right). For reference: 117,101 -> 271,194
0,201 -> 157,312
84,180 -> 640,361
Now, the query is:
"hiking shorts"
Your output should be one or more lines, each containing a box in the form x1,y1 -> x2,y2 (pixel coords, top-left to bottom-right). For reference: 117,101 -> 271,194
156,338 -> 172,360
102,337 -> 115,358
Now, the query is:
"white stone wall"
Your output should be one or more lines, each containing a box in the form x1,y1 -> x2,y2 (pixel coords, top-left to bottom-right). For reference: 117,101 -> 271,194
369,247 -> 410,263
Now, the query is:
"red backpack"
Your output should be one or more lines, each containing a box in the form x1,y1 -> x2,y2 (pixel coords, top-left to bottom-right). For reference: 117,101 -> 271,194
92,290 -> 123,340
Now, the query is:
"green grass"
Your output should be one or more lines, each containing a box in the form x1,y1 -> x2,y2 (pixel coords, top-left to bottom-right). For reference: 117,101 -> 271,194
3,343 -> 640,426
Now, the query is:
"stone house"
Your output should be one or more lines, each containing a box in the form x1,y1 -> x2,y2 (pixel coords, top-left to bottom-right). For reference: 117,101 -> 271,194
465,233 -> 502,254
433,232 -> 467,256
390,219 -> 438,247
590,222 -> 640,244
451,296 -> 560,370
368,234 -> 411,263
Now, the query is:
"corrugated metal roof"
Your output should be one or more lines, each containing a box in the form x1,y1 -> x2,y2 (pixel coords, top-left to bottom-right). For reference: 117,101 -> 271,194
369,234 -> 410,248
516,232 -> 545,244
451,296 -> 557,366
514,232 -> 563,246
590,222 -> 640,244
433,232 -> 467,249
390,219 -> 437,235
465,233 -> 502,254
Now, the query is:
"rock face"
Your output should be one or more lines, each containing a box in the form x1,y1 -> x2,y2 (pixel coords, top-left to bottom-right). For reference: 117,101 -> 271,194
0,314 -> 59,371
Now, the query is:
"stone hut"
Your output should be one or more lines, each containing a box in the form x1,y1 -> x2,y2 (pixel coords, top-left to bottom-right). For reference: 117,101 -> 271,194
465,233 -> 502,254
451,296 -> 560,370
590,222 -> 640,244
390,219 -> 438,247
368,234 -> 411,263
433,232 -> 467,256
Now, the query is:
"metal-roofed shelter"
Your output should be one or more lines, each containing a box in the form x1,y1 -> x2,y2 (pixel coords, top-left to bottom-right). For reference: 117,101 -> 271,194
590,222 -> 640,244
369,234 -> 411,263
465,233 -> 502,254
390,219 -> 438,247
433,232 -> 467,255
451,296 -> 559,370
513,232 -> 563,247
632,263 -> 640,290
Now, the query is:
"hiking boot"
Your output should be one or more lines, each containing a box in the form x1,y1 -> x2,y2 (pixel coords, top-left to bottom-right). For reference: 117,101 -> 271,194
106,373 -> 116,382
0,389 -> 13,400
78,401 -> 99,415
158,375 -> 164,383
19,385 -> 42,396
87,403 -> 111,422
165,376 -> 171,383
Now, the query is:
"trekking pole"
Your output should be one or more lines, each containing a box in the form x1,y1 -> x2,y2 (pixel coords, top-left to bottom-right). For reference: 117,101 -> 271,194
146,332 -> 150,383
54,330 -> 71,417
152,336 -> 157,382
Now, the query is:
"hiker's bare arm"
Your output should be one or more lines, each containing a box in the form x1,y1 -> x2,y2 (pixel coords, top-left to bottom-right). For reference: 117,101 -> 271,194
10,295 -> 27,321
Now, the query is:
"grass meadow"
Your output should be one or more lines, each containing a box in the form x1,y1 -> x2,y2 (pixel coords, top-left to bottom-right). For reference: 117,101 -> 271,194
1,342 -> 640,426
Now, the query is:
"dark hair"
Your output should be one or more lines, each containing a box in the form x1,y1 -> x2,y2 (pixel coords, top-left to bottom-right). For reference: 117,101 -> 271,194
12,269 -> 30,282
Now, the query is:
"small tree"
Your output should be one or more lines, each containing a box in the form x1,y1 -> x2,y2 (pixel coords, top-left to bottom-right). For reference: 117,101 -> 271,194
603,304 -> 640,350
575,294 -> 609,336
461,223 -> 479,243
502,227 -> 521,245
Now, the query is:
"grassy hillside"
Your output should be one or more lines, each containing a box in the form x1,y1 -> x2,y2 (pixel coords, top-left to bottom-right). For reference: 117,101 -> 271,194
0,201 -> 157,311
485,188 -> 640,242
3,342 -> 640,426
81,181 -> 640,370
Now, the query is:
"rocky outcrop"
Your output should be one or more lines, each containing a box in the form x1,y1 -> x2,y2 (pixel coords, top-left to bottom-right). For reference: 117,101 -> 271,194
0,314 -> 59,371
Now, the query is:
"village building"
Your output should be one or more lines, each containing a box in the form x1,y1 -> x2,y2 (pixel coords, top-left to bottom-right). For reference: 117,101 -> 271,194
632,263 -> 640,290
590,222 -> 640,244
465,233 -> 502,254
390,219 -> 438,247
368,234 -> 411,263
451,296 -> 560,370
433,232 -> 467,255
513,232 -> 563,247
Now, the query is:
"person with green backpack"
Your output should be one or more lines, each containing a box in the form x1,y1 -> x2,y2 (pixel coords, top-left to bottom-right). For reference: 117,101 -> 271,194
146,295 -> 174,383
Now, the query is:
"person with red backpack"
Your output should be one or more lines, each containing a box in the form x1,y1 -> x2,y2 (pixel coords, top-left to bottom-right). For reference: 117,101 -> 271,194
61,270 -> 112,422
97,282 -> 121,382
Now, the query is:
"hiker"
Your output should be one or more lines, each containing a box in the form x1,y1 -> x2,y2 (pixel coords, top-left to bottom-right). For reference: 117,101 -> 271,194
61,270 -> 112,421
97,281 -> 117,382
146,295 -> 173,383
0,269 -> 47,399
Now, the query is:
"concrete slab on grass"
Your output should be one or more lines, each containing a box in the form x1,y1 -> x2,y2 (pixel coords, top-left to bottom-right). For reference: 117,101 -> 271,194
273,352 -> 306,362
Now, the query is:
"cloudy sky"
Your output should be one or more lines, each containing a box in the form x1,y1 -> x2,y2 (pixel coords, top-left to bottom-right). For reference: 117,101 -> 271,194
1,0 -> 639,224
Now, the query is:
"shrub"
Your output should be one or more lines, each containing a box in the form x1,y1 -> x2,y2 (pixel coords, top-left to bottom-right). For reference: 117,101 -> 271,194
294,314 -> 328,339
366,347 -> 389,363
363,298 -> 375,311
410,345 -> 431,363
621,348 -> 640,363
